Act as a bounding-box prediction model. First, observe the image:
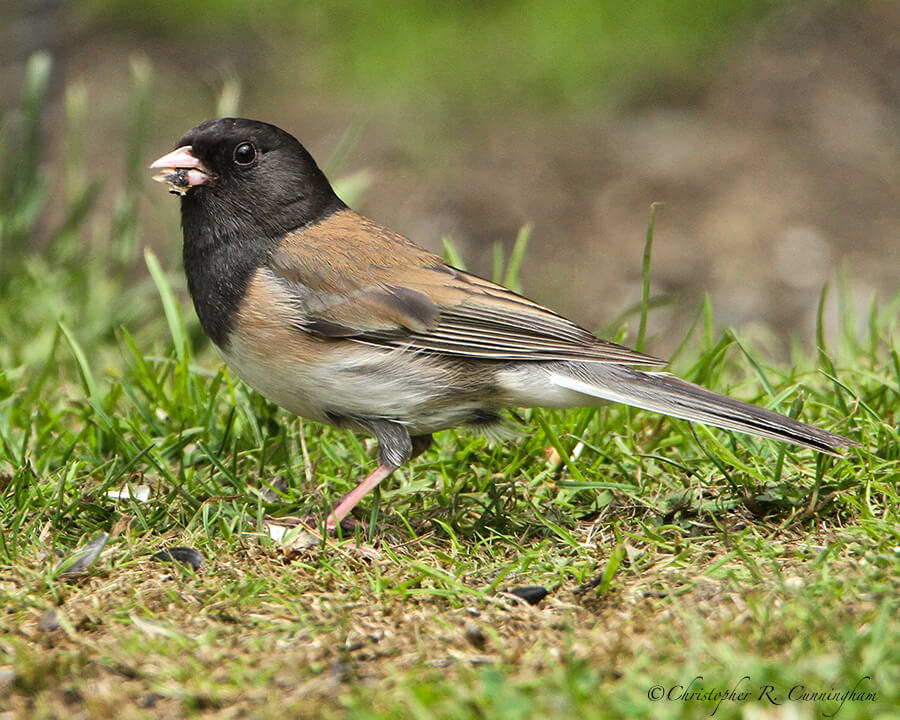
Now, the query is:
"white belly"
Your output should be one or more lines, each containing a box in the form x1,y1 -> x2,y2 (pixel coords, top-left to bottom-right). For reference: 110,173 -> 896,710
217,332 -> 495,435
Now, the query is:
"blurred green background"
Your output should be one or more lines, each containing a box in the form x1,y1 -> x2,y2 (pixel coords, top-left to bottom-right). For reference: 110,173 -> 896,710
1,0 -> 897,351
73,0 -> 775,113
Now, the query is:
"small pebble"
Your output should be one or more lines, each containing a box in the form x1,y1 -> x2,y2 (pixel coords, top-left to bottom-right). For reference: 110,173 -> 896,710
37,608 -> 61,632
138,693 -> 166,709
784,576 -> 804,591
464,624 -> 487,651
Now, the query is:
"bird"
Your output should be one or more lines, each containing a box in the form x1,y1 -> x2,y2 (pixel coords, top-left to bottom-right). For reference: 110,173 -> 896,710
150,118 -> 857,531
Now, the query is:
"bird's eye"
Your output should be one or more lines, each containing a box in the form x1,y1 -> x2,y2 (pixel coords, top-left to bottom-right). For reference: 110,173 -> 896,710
233,142 -> 257,166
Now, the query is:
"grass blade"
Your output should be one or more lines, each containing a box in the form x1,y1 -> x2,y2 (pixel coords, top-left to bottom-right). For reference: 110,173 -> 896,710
145,247 -> 187,364
636,203 -> 658,353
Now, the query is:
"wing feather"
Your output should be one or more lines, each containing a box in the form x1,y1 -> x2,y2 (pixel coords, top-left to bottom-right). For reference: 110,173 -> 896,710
264,210 -> 667,367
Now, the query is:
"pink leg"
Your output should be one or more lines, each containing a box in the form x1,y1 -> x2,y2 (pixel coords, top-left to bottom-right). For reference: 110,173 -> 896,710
326,464 -> 395,530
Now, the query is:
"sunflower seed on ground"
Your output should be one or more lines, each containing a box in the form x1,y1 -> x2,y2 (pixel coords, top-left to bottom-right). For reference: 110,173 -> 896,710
151,546 -> 205,571
55,533 -> 109,577
106,484 -> 151,502
266,521 -> 319,555
505,585 -> 549,605
261,475 -> 290,502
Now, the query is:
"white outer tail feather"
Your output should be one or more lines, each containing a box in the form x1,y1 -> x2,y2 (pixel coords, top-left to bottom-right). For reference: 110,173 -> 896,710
542,364 -> 855,456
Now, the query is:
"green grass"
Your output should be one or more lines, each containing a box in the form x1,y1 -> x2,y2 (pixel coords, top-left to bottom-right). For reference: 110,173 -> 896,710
1,54 -> 898,719
77,0 -> 776,115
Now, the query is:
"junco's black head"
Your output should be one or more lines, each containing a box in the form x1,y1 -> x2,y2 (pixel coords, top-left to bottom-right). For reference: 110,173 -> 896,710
150,118 -> 347,347
151,117 -> 346,244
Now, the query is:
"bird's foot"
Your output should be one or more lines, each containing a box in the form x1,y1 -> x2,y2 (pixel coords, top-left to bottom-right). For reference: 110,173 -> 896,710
299,513 -> 363,536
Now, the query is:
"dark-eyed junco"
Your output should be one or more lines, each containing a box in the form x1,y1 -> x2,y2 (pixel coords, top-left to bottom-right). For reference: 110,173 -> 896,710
150,118 -> 857,530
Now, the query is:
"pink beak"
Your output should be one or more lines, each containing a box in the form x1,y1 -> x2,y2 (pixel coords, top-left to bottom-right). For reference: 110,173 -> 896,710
149,146 -> 214,188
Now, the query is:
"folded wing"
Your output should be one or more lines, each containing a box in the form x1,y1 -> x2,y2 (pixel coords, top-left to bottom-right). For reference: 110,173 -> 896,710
266,210 -> 667,367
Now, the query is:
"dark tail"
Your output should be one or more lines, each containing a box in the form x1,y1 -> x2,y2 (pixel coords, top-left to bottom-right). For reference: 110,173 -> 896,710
548,364 -> 858,456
